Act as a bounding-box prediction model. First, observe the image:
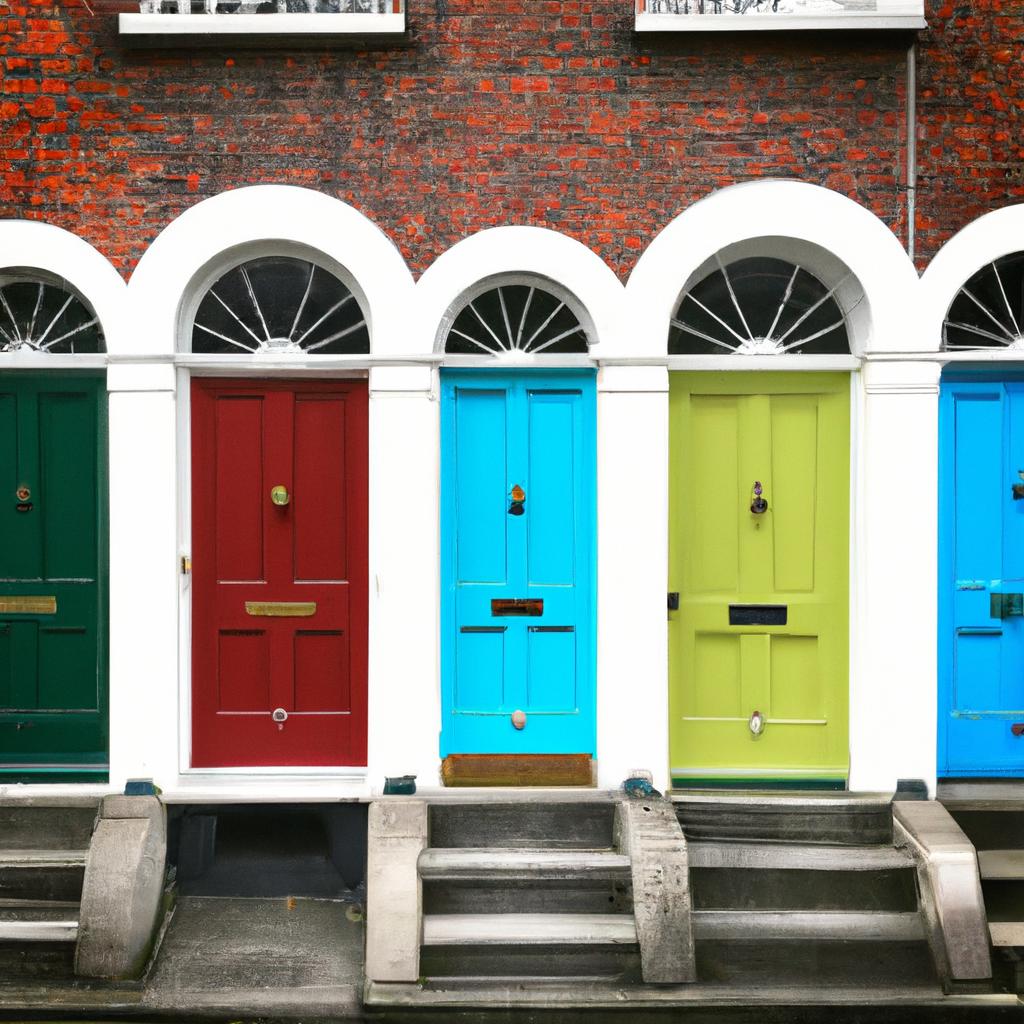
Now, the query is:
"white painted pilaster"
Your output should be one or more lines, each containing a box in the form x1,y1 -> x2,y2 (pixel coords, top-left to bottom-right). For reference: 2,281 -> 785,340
596,365 -> 670,792
366,365 -> 441,794
851,358 -> 941,795
106,363 -> 178,791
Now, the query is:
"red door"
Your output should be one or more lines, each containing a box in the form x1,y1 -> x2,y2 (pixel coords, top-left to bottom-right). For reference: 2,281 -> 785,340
191,379 -> 368,768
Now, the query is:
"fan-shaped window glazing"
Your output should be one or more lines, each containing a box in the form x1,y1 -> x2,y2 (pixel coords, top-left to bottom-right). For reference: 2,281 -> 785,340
0,275 -> 104,354
943,252 -> 1024,352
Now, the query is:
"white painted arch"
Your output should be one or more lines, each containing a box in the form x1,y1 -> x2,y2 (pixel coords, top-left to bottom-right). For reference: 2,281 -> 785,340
624,180 -> 920,359
920,203 -> 1024,357
0,220 -> 127,358
126,185 -> 414,358
413,226 -> 624,359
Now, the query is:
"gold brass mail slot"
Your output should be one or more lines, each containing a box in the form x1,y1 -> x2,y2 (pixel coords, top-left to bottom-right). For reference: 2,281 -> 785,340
491,598 -> 543,617
245,601 -> 317,618
0,596 -> 57,615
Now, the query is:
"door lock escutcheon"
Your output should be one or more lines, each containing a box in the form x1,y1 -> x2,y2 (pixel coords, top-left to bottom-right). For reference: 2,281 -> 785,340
750,481 -> 768,515
508,484 -> 525,516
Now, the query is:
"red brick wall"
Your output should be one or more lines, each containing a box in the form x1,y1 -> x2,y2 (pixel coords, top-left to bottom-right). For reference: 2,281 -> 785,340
915,0 -> 1024,269
1,0 -> 1009,279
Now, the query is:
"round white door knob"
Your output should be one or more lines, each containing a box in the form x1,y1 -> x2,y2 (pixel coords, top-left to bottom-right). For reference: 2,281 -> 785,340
511,709 -> 527,730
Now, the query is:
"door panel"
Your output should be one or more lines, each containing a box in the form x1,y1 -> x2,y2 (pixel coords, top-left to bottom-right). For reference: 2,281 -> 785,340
441,371 -> 596,756
0,375 -> 107,772
191,379 -> 367,768
940,380 -> 1024,775
669,372 -> 849,784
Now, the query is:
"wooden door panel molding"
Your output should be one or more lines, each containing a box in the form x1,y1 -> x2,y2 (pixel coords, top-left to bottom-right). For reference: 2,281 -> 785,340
440,370 -> 596,758
190,377 -> 367,769
668,372 -> 850,784
0,375 -> 108,773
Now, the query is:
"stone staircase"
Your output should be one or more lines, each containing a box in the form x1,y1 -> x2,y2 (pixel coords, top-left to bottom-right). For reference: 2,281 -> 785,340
419,798 -> 641,982
675,790 -> 938,990
365,790 -> 1003,1010
939,781 -> 1024,991
0,795 -> 99,983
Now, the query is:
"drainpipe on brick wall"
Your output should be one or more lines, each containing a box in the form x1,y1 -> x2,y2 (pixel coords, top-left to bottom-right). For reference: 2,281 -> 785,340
906,41 -> 917,265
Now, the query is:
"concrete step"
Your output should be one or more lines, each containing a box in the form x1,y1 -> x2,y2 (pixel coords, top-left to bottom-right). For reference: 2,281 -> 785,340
428,802 -> 617,850
978,849 -> 1024,880
691,909 -> 925,942
0,900 -> 79,922
0,918 -> 79,943
0,849 -> 88,902
688,840 -> 913,871
419,847 -> 630,881
990,922 -> 1024,947
0,801 -> 98,852
423,912 -> 638,946
672,791 -> 894,846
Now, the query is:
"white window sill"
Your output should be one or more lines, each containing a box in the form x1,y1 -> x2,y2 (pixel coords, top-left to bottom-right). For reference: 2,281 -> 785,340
118,11 -> 406,42
635,10 -> 925,30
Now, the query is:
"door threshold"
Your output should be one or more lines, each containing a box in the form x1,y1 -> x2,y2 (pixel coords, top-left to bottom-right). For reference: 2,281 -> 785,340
442,754 -> 594,788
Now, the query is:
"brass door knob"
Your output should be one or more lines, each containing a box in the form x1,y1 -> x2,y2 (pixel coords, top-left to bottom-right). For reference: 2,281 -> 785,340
271,485 -> 290,507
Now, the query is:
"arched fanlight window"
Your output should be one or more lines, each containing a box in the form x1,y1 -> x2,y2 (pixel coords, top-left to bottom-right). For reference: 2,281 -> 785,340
943,252 -> 1024,351
445,283 -> 589,355
0,274 -> 104,354
191,256 -> 369,355
669,256 -> 851,356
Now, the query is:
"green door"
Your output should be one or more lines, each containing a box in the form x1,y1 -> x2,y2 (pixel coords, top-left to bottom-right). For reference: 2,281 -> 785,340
0,374 -> 108,779
669,372 -> 849,787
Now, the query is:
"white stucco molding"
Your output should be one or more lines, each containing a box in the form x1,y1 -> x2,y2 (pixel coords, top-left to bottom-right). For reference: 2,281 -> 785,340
0,219 -> 127,359
919,203 -> 1024,356
413,225 -> 624,358
126,185 -> 414,358
624,180 -> 919,358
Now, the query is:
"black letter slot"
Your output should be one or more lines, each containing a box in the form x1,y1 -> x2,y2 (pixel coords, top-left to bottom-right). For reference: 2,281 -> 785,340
729,604 -> 788,626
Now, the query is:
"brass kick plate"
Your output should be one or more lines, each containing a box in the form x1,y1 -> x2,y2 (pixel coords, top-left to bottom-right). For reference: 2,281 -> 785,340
0,596 -> 57,615
245,601 -> 317,618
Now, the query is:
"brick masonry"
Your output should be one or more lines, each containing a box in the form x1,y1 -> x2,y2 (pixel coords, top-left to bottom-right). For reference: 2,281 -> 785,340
0,0 -> 1018,278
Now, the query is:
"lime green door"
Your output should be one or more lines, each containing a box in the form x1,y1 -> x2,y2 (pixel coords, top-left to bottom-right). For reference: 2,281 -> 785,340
669,372 -> 849,786
0,374 -> 108,779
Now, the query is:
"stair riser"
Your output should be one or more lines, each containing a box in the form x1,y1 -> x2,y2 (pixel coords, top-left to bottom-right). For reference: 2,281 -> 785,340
948,810 -> 1024,851
981,880 -> 1024,923
0,906 -> 79,924
692,867 -> 918,912
424,879 -> 632,916
0,865 -> 85,903
694,939 -> 938,987
420,943 -> 641,981
0,942 -> 77,983
428,804 -> 616,850
673,805 -> 893,846
0,806 -> 97,852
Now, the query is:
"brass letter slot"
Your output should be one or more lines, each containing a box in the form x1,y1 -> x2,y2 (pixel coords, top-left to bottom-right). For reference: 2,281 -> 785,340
491,598 -> 543,617
461,626 -> 507,634
0,596 -> 57,615
528,625 -> 574,633
245,601 -> 317,618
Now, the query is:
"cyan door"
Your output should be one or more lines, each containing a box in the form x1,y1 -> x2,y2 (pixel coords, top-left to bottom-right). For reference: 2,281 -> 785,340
940,377 -> 1024,776
440,370 -> 596,756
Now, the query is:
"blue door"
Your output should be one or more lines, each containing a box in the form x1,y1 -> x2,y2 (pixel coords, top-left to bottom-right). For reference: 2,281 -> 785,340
440,370 -> 596,756
940,377 -> 1024,776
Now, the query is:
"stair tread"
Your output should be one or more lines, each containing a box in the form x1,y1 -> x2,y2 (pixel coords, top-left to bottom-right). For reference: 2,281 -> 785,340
0,918 -> 79,942
0,849 -> 88,868
977,848 -> 1024,879
990,921 -> 1024,947
419,847 -> 630,879
0,904 -> 79,921
692,909 -> 925,942
423,913 -> 638,946
689,840 -> 913,871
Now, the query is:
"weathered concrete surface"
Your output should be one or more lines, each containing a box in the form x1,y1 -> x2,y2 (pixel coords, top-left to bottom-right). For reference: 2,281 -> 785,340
617,797 -> 696,984
75,794 -> 167,979
142,895 -> 363,1017
365,799 -> 427,984
894,799 -> 993,990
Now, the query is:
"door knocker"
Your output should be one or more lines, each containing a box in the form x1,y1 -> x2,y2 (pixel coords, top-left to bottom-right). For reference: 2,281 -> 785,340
508,484 -> 526,517
1012,471 -> 1024,501
750,481 -> 768,515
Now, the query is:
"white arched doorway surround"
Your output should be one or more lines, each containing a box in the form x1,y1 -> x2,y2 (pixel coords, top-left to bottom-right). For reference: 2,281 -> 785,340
112,186 -> 416,797
0,221 -> 125,796
623,180 -> 931,794
381,227 -> 629,788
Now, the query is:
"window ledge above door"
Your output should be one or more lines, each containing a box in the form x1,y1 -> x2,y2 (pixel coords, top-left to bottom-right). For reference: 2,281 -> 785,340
118,10 -> 406,47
